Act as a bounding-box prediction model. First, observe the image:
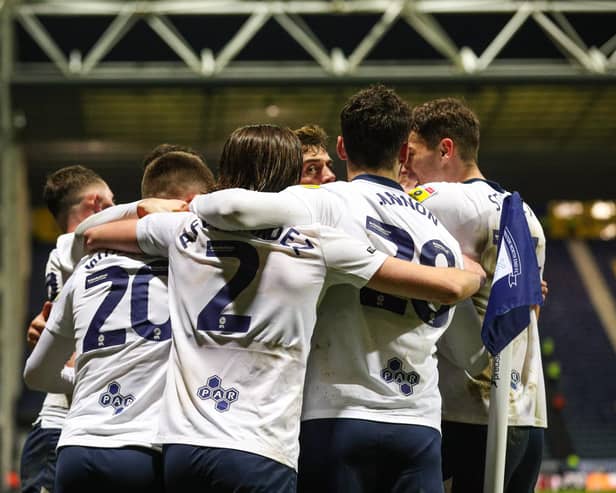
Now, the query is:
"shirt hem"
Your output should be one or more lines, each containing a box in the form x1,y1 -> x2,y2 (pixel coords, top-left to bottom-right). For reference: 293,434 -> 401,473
442,415 -> 547,428
156,434 -> 296,471
58,437 -> 159,450
301,409 -> 440,432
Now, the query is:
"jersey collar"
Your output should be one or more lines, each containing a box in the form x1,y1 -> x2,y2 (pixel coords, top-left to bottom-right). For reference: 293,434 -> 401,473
351,174 -> 404,191
463,177 -> 506,193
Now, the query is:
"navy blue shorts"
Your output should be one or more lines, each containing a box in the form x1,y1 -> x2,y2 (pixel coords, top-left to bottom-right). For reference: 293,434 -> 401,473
20,422 -> 61,493
441,421 -> 544,493
55,445 -> 163,493
298,418 -> 444,493
163,444 -> 297,492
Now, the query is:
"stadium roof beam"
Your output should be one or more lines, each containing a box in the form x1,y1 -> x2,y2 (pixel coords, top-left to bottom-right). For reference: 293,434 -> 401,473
272,12 -> 335,73
402,3 -> 471,73
6,0 -> 616,82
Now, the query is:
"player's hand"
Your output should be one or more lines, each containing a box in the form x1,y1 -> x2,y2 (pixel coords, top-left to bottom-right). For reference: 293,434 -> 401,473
541,279 -> 548,303
137,198 -> 189,218
26,301 -> 52,349
65,352 -> 76,368
462,254 -> 486,288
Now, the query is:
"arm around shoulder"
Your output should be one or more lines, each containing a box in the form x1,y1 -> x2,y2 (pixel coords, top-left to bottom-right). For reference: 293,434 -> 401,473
24,329 -> 75,394
189,188 -> 312,230
84,219 -> 142,254
367,257 -> 484,305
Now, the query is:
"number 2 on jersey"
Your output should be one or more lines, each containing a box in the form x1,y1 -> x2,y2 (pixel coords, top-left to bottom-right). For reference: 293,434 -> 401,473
197,240 -> 259,333
360,216 -> 455,327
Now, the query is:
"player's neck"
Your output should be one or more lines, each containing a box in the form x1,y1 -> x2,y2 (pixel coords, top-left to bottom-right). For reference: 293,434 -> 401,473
346,164 -> 398,183
65,209 -> 92,233
458,162 -> 484,182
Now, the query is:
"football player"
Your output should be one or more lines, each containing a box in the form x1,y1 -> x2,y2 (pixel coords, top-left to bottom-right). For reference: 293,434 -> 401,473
24,153 -> 214,493
21,165 -> 114,493
84,124 -> 484,493
405,97 -> 546,493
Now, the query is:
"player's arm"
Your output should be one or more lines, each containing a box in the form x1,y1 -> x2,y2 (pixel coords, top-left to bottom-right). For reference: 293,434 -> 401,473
72,201 -> 142,264
533,279 -> 548,319
28,245 -> 65,347
136,198 -> 189,217
85,212 -> 187,257
367,257 -> 485,305
24,330 -> 75,394
26,301 -> 52,349
320,225 -> 485,305
23,279 -> 76,394
84,219 -> 142,254
189,188 -> 314,230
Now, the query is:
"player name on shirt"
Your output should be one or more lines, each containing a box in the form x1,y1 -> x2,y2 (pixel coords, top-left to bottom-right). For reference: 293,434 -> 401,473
178,217 -> 316,257
375,190 -> 439,226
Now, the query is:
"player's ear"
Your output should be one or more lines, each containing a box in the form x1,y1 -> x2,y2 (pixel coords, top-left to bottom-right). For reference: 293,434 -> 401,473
440,138 -> 454,159
80,191 -> 98,212
336,136 -> 348,161
398,141 -> 410,164
92,193 -> 106,213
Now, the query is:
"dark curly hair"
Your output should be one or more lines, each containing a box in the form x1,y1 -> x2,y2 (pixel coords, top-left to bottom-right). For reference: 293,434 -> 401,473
340,84 -> 412,170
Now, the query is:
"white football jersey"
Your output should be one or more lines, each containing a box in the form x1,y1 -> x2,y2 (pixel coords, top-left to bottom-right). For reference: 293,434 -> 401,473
410,179 -> 547,427
136,211 -> 387,470
45,250 -> 172,449
284,176 -> 465,431
36,203 -> 142,430
37,233 -> 76,429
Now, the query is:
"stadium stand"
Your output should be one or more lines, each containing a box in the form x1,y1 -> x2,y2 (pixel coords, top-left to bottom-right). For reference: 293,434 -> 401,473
540,239 -> 616,458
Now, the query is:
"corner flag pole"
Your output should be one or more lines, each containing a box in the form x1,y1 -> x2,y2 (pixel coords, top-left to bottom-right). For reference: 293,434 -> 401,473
484,343 -> 512,493
480,192 -> 543,493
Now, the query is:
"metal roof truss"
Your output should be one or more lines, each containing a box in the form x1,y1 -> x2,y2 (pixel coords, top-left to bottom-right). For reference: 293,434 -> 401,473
5,2 -> 616,82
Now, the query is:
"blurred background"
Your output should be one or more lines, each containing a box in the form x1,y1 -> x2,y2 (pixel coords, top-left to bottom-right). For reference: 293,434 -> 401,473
1,1 -> 615,491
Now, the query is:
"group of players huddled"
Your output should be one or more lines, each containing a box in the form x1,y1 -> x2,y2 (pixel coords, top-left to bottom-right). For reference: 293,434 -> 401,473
21,85 -> 546,493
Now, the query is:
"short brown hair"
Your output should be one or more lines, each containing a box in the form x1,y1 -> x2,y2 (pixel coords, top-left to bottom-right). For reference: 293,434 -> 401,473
142,143 -> 204,170
340,84 -> 412,170
43,165 -> 106,220
217,124 -> 302,193
410,98 -> 480,163
141,151 -> 215,199
294,124 -> 328,154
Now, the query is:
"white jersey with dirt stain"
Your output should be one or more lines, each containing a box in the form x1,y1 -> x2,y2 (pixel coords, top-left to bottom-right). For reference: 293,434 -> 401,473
136,211 -> 387,470
410,179 -> 547,428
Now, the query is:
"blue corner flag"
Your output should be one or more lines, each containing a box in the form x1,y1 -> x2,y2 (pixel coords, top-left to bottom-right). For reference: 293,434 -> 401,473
481,192 -> 543,356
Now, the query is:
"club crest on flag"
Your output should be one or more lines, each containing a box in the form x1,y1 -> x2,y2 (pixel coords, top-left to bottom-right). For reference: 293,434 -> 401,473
481,192 -> 543,356
495,226 -> 522,288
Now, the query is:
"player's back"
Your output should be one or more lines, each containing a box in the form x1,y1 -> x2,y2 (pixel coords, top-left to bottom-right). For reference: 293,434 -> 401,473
297,176 -> 464,431
49,249 -> 172,449
136,212 -> 385,470
411,179 -> 547,427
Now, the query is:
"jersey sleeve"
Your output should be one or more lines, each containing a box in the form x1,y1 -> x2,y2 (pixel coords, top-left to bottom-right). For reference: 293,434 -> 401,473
283,185 -> 344,228
318,225 -> 388,288
189,188 -> 316,230
23,328 -> 76,394
44,248 -> 64,302
74,201 -> 140,236
45,274 -> 76,339
136,211 -> 190,257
